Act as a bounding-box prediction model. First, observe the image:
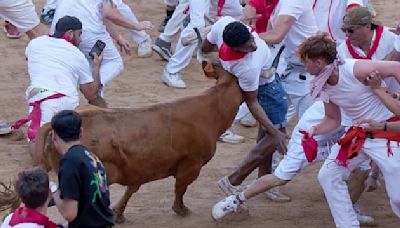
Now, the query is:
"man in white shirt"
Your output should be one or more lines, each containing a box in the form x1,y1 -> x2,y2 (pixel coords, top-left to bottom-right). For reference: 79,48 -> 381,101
202,16 -> 288,203
162,0 -> 243,89
13,16 -> 102,161
51,0 -> 153,95
257,0 -> 318,119
0,0 -> 44,39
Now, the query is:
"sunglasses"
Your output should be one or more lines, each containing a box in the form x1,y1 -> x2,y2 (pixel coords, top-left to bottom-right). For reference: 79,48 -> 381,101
341,25 -> 365,34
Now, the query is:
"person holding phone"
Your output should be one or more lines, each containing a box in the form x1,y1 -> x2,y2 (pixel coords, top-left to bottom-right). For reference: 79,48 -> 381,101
12,16 -> 103,161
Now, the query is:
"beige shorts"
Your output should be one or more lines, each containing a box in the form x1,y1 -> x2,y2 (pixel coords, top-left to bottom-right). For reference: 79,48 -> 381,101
0,0 -> 40,32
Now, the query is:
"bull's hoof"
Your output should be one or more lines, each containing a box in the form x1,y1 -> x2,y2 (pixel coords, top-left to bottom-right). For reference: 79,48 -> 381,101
112,208 -> 126,224
172,204 -> 191,217
114,214 -> 126,224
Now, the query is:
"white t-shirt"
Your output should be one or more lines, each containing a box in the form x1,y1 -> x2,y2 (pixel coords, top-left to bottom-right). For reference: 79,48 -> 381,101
51,0 -> 117,35
313,0 -> 364,44
1,213 -> 44,228
206,16 -> 273,92
25,36 -> 93,98
270,0 -> 318,59
208,0 -> 243,20
326,59 -> 393,123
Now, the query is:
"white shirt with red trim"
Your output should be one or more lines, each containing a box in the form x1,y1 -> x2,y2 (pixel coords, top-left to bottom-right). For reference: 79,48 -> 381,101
270,0 -> 318,59
206,16 -> 273,92
337,26 -> 399,126
25,36 -> 93,99
312,0 -> 364,44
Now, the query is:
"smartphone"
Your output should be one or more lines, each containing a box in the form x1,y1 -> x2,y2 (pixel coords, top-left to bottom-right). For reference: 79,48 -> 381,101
89,40 -> 106,59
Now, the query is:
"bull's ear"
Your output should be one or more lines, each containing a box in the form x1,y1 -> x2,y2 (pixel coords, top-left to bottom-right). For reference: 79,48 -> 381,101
201,61 -> 218,79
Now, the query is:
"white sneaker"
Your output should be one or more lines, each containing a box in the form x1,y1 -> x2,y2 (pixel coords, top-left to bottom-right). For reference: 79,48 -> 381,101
265,187 -> 291,202
239,113 -> 257,127
354,204 -> 377,227
162,69 -> 186,89
0,120 -> 11,135
137,37 -> 152,58
219,130 -> 245,144
217,176 -> 243,196
212,195 -> 241,220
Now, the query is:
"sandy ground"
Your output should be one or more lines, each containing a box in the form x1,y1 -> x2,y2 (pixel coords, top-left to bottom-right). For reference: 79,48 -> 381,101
0,0 -> 400,227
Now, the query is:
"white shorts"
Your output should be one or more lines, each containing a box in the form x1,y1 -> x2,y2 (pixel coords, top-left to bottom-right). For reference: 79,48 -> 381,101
0,0 -> 39,32
28,90 -> 79,128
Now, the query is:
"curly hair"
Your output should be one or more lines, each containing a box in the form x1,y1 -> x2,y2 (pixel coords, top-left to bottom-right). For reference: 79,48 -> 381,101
297,33 -> 337,64
223,21 -> 251,48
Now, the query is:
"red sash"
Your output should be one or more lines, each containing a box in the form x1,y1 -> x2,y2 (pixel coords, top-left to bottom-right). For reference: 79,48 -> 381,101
337,116 -> 400,166
9,207 -> 57,228
217,0 -> 226,16
12,93 -> 66,141
345,25 -> 384,60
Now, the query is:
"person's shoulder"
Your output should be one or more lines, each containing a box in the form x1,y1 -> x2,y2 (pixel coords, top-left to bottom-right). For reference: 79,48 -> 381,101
1,213 -> 12,228
63,145 -> 88,161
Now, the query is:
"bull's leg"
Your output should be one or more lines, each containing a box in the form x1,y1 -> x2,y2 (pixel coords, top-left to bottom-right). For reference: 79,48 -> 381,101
172,162 -> 202,216
113,185 -> 140,223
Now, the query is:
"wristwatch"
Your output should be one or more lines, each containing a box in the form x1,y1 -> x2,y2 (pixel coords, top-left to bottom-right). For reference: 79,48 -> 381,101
50,182 -> 59,193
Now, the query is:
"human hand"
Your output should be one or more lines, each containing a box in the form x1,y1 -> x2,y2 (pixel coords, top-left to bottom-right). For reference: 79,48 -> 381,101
136,21 -> 154,31
92,51 -> 104,66
389,21 -> 400,35
241,14 -> 262,26
353,119 -> 384,131
117,37 -> 132,56
364,71 -> 382,90
274,130 -> 288,155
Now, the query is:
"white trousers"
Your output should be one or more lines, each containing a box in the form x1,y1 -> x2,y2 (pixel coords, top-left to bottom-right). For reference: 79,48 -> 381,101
0,0 -> 39,32
164,0 -> 179,6
117,1 -> 149,44
318,139 -> 400,228
159,0 -> 189,43
165,0 -> 206,73
79,32 -> 123,91
43,0 -> 58,10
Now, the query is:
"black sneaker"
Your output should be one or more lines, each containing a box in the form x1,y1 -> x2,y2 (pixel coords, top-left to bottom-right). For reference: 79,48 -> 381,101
158,15 -> 171,33
152,38 -> 172,61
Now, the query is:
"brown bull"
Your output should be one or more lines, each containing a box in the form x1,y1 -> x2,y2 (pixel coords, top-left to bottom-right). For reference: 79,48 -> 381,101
34,64 -> 243,223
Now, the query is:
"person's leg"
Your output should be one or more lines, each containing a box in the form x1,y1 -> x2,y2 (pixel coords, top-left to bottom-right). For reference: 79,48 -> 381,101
363,139 -> 400,218
159,0 -> 179,32
40,0 -> 58,25
0,0 -> 43,39
318,144 -> 369,228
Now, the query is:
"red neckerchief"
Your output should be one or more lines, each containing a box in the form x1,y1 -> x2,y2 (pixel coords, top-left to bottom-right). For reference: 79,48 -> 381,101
9,207 -> 58,228
219,43 -> 247,61
345,25 -> 384,59
48,34 -> 74,45
217,0 -> 226,16
257,0 -> 279,32
337,116 -> 400,166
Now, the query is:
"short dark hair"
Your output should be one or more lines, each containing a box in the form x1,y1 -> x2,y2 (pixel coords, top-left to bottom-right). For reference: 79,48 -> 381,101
51,110 -> 81,142
16,167 -> 49,209
222,21 -> 251,48
297,33 -> 337,64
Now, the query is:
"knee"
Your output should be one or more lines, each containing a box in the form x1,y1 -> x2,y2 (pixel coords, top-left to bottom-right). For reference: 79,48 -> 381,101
317,165 -> 333,189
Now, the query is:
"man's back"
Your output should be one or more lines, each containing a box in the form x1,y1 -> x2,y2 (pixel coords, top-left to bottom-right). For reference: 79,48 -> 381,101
25,36 -> 92,98
59,144 -> 113,228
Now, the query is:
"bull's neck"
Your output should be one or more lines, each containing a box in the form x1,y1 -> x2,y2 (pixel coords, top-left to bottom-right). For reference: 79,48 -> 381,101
210,73 -> 243,136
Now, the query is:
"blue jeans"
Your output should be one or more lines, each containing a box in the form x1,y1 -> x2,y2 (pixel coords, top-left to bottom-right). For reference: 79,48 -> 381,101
257,75 -> 288,128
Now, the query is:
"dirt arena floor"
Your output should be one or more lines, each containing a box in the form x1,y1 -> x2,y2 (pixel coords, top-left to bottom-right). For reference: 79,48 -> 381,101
1,0 -> 400,227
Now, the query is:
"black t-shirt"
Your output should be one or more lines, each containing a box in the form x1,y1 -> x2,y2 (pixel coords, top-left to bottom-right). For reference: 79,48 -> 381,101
58,144 -> 114,228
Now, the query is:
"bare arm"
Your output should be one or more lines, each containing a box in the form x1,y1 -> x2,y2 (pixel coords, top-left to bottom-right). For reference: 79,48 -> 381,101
80,54 -> 102,101
201,38 -> 218,53
102,0 -> 153,31
244,90 -> 287,154
53,190 -> 78,222
242,5 -> 257,26
309,102 -> 341,136
258,15 -> 295,45
354,60 -> 400,86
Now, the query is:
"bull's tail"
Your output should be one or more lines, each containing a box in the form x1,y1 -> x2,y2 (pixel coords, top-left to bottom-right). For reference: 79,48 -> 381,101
34,123 -> 53,172
0,181 -> 19,212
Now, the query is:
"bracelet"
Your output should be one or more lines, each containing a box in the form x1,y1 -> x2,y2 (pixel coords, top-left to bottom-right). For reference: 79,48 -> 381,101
384,122 -> 387,131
